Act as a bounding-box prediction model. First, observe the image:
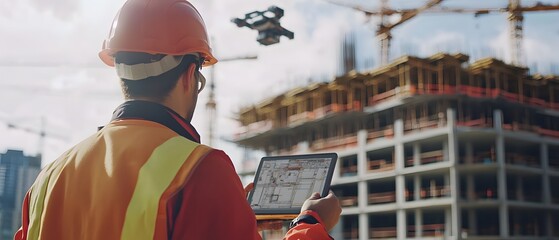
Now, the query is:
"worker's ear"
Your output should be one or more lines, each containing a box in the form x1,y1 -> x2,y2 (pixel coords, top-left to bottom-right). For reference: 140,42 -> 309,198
181,63 -> 198,92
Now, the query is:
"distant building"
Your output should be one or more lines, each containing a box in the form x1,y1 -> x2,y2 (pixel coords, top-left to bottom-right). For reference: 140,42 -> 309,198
235,53 -> 559,239
0,150 -> 41,240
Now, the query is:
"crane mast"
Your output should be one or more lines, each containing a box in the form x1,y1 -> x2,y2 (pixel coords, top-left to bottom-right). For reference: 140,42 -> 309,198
378,0 -> 391,66
326,0 -> 559,67
377,0 -> 445,65
205,54 -> 257,147
508,0 -> 525,66
206,65 -> 217,147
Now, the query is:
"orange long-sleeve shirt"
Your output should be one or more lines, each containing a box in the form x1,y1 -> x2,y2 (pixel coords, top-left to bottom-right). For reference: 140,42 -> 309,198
14,101 -> 333,240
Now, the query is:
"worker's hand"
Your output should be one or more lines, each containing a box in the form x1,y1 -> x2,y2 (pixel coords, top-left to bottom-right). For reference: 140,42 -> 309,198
300,191 -> 341,232
244,182 -> 254,198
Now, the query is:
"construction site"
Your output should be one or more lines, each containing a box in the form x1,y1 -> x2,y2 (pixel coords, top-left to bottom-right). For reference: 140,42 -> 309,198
233,1 -> 559,239
1,0 -> 558,239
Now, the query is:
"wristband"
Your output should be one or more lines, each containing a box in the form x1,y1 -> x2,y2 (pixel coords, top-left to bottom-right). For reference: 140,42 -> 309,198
289,214 -> 319,229
289,210 -> 323,229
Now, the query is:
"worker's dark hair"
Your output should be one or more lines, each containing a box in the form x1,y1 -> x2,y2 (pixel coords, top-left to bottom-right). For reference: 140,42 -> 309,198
115,52 -> 199,102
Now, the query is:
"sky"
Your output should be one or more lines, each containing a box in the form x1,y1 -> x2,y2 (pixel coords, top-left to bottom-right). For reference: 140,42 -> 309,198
0,0 -> 558,170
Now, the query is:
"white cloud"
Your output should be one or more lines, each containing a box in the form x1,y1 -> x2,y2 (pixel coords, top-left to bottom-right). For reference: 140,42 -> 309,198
29,0 -> 81,21
488,29 -> 511,63
398,31 -> 467,58
0,0 -> 122,67
524,36 -> 558,72
489,27 -> 559,72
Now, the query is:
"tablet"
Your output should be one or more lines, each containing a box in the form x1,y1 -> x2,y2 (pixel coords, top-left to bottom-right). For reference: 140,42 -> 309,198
248,153 -> 337,215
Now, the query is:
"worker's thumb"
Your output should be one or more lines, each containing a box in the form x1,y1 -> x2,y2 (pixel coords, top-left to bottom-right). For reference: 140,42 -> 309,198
324,190 -> 335,199
244,182 -> 254,198
308,192 -> 321,200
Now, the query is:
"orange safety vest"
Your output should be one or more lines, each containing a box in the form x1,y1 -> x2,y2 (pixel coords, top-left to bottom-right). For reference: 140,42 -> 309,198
22,119 -> 211,239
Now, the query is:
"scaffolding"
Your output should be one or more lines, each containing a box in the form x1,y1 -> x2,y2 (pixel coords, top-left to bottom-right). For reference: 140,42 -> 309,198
236,53 -> 559,155
235,53 -> 559,240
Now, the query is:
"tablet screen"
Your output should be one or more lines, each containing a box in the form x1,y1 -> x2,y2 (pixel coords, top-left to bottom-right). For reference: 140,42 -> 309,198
248,153 -> 337,214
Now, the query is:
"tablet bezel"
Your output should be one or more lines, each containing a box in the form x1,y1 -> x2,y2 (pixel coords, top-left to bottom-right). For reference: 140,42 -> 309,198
247,153 -> 338,215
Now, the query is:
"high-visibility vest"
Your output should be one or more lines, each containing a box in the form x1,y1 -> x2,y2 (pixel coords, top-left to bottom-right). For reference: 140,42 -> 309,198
25,119 -> 212,240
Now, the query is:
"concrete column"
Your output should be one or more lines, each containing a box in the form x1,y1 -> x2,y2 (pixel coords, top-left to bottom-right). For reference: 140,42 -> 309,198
468,209 -> 477,236
414,143 -> 421,167
357,130 -> 368,177
541,143 -> 551,205
445,207 -> 452,237
494,109 -> 503,130
395,119 -> 403,138
494,109 -> 509,238
447,108 -> 456,129
415,209 -> 423,237
447,108 -> 460,239
394,119 -> 406,239
397,209 -> 406,240
358,181 -> 368,209
395,119 -> 404,170
395,118 -> 406,240
357,129 -> 369,240
394,118 -> 406,240
414,175 -> 421,201
443,141 -> 449,162
450,167 -> 461,239
498,173 -> 509,238
359,213 -> 369,240
396,175 -> 405,204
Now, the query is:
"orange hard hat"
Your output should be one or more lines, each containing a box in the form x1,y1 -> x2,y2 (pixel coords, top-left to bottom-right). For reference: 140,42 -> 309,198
99,0 -> 217,67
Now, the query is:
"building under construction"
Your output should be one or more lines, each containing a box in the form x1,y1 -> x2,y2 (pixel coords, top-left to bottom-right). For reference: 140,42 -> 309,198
234,53 -> 559,239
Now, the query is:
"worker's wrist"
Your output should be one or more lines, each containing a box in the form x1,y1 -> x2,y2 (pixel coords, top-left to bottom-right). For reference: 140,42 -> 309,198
298,210 -> 323,224
290,210 -> 324,228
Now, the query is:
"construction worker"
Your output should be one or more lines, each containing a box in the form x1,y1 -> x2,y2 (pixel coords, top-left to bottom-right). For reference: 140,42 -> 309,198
14,0 -> 341,239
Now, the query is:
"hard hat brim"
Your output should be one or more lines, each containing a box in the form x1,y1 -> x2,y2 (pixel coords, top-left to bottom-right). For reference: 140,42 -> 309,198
99,49 -> 116,67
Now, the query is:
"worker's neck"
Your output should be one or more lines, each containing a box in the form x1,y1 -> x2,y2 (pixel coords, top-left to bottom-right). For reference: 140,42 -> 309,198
127,97 -> 189,120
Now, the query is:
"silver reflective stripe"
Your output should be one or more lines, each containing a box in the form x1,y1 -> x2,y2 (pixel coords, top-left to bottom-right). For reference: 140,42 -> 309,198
115,55 -> 184,80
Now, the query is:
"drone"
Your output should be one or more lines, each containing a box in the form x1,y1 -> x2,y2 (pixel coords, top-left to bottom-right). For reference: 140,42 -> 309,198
232,6 -> 295,46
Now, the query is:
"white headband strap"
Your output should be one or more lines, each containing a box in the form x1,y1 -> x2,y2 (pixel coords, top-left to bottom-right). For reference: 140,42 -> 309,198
115,55 -> 184,80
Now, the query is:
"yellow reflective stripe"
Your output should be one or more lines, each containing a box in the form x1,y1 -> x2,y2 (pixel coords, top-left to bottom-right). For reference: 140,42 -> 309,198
27,164 -> 54,240
27,156 -> 69,239
120,136 -> 199,240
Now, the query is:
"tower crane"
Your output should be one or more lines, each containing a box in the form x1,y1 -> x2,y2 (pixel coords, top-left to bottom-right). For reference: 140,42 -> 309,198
205,53 -> 257,147
326,0 -> 559,67
3,117 -> 67,158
